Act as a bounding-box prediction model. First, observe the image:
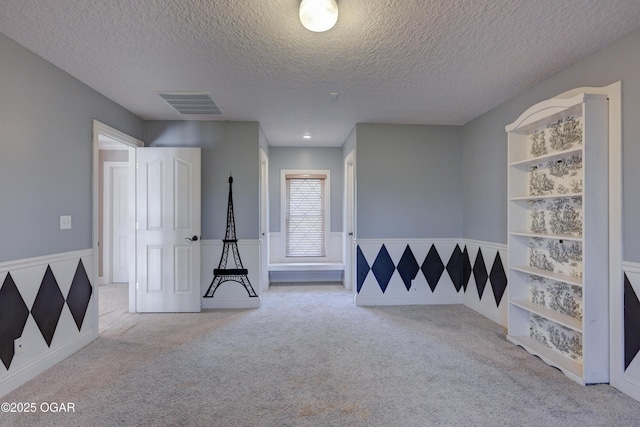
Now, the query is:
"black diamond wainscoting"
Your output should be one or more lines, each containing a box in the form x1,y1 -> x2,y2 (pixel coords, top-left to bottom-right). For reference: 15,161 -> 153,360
0,251 -> 95,397
617,265 -> 640,401
624,270 -> 640,374
356,240 -> 507,326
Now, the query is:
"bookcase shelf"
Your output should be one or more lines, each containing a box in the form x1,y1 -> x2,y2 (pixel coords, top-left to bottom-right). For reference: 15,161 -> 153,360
509,193 -> 582,202
509,146 -> 582,169
510,299 -> 582,332
506,92 -> 609,385
509,231 -> 583,242
509,266 -> 583,287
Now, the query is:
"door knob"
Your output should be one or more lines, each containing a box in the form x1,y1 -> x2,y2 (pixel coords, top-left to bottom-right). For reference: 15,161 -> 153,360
185,236 -> 199,241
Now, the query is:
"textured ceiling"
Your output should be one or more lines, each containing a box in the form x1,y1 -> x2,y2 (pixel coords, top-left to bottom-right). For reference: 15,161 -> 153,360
1,0 -> 640,147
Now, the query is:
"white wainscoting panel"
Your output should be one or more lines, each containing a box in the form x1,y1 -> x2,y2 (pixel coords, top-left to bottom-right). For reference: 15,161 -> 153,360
0,250 -> 96,398
354,238 -> 508,327
613,262 -> 640,402
355,239 -> 464,306
463,240 -> 508,327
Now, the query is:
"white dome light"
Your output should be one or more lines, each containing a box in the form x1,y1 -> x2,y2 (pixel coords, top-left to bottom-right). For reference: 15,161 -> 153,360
299,0 -> 339,33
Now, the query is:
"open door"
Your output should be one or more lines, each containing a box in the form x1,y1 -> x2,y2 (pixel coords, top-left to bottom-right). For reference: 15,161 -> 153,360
136,147 -> 202,312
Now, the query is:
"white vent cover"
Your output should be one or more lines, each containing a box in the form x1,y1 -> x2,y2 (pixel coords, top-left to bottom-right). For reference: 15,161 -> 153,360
159,92 -> 223,115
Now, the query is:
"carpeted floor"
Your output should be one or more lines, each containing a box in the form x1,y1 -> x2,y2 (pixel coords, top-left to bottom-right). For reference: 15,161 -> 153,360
2,283 -> 640,426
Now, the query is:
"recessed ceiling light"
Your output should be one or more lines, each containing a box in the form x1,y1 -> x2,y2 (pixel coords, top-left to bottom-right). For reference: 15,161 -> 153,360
303,135 -> 311,139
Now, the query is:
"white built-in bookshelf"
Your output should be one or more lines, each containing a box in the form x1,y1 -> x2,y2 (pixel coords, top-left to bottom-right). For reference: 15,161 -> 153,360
506,92 -> 609,385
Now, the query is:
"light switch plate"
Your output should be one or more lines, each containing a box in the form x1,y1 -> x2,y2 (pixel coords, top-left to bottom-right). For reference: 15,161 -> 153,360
15,337 -> 24,355
60,215 -> 72,229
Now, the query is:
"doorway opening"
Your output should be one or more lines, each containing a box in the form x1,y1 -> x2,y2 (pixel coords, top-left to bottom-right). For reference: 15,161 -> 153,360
92,121 -> 141,331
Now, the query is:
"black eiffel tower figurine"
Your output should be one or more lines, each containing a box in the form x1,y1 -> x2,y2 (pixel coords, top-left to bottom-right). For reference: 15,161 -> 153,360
204,176 -> 258,298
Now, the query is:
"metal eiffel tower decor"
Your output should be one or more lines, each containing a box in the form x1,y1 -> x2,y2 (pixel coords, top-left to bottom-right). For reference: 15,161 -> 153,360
204,176 -> 258,298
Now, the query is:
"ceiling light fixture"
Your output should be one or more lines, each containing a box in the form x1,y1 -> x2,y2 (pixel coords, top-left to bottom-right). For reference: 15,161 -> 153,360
303,134 -> 312,139
299,0 -> 338,32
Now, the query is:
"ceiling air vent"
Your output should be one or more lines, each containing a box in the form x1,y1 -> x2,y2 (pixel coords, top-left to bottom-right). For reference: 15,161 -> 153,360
159,92 -> 223,115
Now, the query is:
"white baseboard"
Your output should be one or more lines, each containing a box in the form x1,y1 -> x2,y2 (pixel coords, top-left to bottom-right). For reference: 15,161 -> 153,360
202,297 -> 261,309
614,376 -> 640,403
0,330 -> 97,398
355,295 -> 463,306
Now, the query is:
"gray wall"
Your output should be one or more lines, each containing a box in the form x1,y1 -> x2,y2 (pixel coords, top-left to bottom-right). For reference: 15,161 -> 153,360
462,28 -> 640,262
461,117 -> 508,244
268,147 -> 344,233
144,121 -> 260,240
356,123 -> 463,239
0,33 -> 144,263
342,126 -> 357,159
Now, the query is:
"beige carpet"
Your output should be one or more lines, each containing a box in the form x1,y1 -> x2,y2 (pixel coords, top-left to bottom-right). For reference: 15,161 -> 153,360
2,283 -> 640,426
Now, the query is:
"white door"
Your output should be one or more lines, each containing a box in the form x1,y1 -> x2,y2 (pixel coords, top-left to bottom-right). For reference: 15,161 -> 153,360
111,165 -> 129,283
136,147 -> 202,312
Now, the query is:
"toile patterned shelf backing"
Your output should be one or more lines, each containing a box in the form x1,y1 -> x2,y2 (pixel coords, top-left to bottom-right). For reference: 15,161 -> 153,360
527,115 -> 583,158
524,116 -> 585,362
530,313 -> 583,361
529,236 -> 583,279
528,197 -> 583,238
529,154 -> 583,197
529,275 -> 583,320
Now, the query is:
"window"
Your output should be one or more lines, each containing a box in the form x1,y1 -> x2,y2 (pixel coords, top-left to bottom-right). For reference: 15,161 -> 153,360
283,171 -> 329,258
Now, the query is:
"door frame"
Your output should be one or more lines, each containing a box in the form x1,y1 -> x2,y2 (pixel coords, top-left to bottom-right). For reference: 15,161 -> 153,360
259,148 -> 270,291
102,161 -> 129,284
344,149 -> 356,291
92,120 -> 143,315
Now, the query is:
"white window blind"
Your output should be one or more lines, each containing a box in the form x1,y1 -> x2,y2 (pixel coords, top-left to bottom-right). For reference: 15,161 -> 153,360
285,174 -> 326,257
